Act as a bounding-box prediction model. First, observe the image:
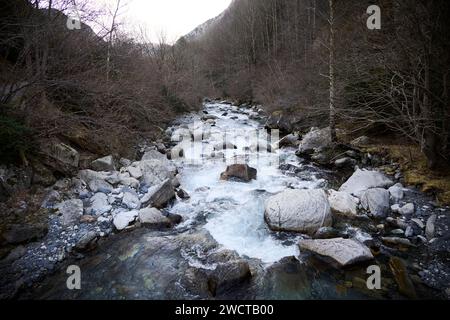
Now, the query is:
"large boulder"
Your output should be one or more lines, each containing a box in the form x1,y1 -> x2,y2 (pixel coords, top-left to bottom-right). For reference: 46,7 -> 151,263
360,188 -> 390,218
388,183 -> 404,202
299,238 -> 374,267
58,199 -> 84,226
87,178 -> 113,194
272,134 -> 300,150
327,190 -> 359,217
264,189 -> 332,234
339,169 -> 394,197
91,155 -> 115,172
265,110 -> 296,133
141,179 -> 175,208
138,207 -> 171,227
298,127 -> 332,155
220,164 -> 257,182
40,140 -> 79,170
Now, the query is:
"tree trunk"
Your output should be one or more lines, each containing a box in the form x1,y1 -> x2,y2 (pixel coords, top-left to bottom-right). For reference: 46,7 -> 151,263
329,0 -> 337,142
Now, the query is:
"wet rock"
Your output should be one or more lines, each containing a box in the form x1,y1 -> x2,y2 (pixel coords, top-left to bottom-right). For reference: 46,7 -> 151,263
91,155 -> 115,172
360,188 -> 390,218
313,227 -> 340,239
113,210 -> 139,231
299,238 -> 373,267
168,213 -> 182,225
2,223 -> 48,245
297,127 -> 332,155
264,110 -> 296,133
388,183 -> 404,202
265,189 -> 332,234
339,169 -> 393,197
389,257 -> 417,299
58,199 -> 83,226
177,188 -> 190,199
141,179 -> 175,209
208,261 -> 251,296
327,190 -> 359,217
122,190 -> 141,210
272,134 -> 300,149
220,164 -> 257,182
426,214 -> 437,240
87,193 -> 112,216
399,203 -> 415,216
74,231 -> 98,252
138,208 -> 171,228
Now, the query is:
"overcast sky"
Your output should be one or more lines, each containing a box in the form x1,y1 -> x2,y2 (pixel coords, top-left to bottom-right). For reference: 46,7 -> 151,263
114,0 -> 232,43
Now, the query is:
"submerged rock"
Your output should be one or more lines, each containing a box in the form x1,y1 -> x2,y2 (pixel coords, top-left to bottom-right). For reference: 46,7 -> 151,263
264,189 -> 332,234
299,238 -> 373,267
220,164 -> 257,182
339,169 -> 393,197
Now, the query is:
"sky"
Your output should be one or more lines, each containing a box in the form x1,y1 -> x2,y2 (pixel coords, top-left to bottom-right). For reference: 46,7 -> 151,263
114,0 -> 232,43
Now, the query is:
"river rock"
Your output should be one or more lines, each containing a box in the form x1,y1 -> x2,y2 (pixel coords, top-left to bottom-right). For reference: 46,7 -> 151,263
88,193 -> 112,216
298,238 -> 373,267
220,164 -> 257,182
298,127 -> 332,155
87,178 -> 113,194
208,261 -> 252,296
91,155 -> 115,172
339,169 -> 393,197
398,203 -> 415,216
74,231 -> 98,252
272,134 -> 300,149
388,183 -> 404,202
138,207 -> 171,227
58,199 -> 83,226
113,210 -> 139,231
122,189 -> 141,210
334,157 -> 357,168
360,188 -> 390,218
264,189 -> 332,234
425,214 -> 437,240
328,190 -> 359,217
127,165 -> 142,179
141,179 -> 175,208
177,188 -> 190,199
140,160 -> 176,186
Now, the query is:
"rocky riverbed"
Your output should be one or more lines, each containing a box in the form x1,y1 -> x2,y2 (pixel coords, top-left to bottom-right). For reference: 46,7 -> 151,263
1,101 -> 449,300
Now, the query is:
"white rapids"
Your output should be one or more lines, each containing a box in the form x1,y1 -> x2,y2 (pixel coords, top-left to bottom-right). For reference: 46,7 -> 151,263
168,102 -> 325,264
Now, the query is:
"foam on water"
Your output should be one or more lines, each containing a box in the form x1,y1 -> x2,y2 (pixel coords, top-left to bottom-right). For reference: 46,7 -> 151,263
169,103 -> 320,264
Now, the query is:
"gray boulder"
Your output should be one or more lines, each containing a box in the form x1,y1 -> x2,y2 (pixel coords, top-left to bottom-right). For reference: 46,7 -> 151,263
122,189 -> 141,210
264,189 -> 332,234
339,169 -> 393,197
138,207 -> 171,227
360,188 -> 390,218
327,190 -> 359,217
141,179 -> 175,209
299,238 -> 373,267
88,193 -> 112,216
113,210 -> 139,231
398,203 -> 415,216
298,127 -> 332,155
388,183 -> 404,202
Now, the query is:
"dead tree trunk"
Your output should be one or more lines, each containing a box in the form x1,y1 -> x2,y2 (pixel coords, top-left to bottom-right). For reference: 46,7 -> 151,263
329,0 -> 337,142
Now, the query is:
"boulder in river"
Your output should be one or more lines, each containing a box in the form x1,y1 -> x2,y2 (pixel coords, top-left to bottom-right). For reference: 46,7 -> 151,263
264,189 -> 332,234
91,155 -> 115,172
220,164 -> 257,182
339,169 -> 393,197
327,190 -> 359,217
360,188 -> 390,218
138,207 -> 171,228
298,238 -> 374,267
141,179 -> 175,209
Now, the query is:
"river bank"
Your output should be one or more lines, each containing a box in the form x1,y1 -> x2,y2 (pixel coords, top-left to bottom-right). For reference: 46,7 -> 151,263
0,100 -> 449,300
